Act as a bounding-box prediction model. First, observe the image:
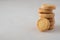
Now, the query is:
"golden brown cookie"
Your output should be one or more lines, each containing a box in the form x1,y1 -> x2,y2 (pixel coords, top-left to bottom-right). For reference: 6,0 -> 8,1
40,4 -> 56,10
48,25 -> 54,30
38,13 -> 55,18
47,18 -> 55,22
38,8 -> 52,13
37,18 -> 50,32
50,21 -> 55,26
38,12 -> 53,14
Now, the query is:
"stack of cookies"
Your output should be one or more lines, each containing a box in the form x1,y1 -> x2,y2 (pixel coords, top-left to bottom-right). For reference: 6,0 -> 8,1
37,4 -> 56,32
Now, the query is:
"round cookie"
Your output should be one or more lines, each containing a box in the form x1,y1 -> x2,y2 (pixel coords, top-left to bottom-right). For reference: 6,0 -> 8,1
50,21 -> 55,26
48,25 -> 54,30
39,8 -> 52,11
38,13 -> 55,18
38,8 -> 52,13
40,4 -> 56,10
47,18 -> 55,22
38,12 -> 53,14
37,18 -> 50,32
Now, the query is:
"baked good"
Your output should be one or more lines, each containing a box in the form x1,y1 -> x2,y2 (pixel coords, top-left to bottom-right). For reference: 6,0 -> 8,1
38,8 -> 52,13
50,21 -> 55,26
37,18 -> 50,31
40,4 -> 56,10
38,13 -> 55,18
47,18 -> 55,22
48,25 -> 54,30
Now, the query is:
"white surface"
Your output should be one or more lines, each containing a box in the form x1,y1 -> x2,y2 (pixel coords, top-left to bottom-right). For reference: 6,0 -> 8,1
0,0 -> 60,40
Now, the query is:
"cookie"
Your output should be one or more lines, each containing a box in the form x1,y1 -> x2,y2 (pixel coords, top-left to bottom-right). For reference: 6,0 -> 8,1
47,18 -> 55,22
40,4 -> 56,10
38,13 -> 55,18
50,21 -> 55,26
39,8 -> 52,11
38,12 -> 53,14
38,8 -> 52,13
48,25 -> 54,30
37,18 -> 50,32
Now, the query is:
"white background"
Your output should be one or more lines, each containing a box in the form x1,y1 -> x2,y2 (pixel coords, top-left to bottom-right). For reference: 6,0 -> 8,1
0,0 -> 60,40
